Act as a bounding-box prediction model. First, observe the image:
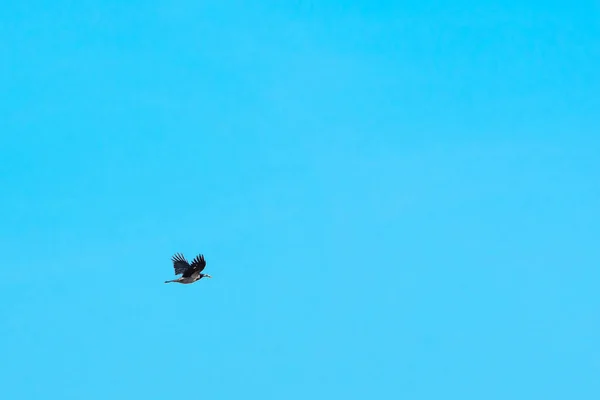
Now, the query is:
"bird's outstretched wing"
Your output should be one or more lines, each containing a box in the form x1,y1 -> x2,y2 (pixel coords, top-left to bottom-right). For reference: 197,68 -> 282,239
182,254 -> 206,277
191,254 -> 206,272
172,253 -> 191,275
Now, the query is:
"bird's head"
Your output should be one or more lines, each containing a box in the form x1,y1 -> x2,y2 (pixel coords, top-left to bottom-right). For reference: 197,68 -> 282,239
203,274 -> 213,279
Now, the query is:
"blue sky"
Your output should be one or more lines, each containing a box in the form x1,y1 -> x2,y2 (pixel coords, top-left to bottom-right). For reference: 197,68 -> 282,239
1,1 -> 599,398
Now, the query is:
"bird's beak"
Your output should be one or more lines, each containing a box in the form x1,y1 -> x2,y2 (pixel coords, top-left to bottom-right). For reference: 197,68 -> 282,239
206,275 -> 213,278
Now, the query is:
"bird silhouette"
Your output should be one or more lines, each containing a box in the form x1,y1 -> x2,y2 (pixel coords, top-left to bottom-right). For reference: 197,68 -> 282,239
164,253 -> 212,284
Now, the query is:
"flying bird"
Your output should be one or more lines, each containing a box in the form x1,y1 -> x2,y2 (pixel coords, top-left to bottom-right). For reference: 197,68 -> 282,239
164,253 -> 212,284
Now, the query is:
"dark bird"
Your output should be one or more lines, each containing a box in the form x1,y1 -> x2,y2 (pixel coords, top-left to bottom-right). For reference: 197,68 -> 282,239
164,253 -> 212,284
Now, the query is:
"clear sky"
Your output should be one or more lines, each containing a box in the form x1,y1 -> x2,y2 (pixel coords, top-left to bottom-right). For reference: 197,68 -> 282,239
1,1 -> 599,399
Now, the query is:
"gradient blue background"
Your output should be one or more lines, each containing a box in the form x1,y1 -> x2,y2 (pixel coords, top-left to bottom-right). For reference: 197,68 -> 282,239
1,1 -> 599,399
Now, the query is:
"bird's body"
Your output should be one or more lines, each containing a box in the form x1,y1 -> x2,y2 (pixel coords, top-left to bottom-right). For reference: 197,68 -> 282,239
164,253 -> 212,284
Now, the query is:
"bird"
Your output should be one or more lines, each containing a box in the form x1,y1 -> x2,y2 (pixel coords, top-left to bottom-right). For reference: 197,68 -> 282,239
164,253 -> 212,284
